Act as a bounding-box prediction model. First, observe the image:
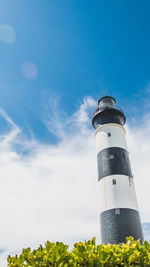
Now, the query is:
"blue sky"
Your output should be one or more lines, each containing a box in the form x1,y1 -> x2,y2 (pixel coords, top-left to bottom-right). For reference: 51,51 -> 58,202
1,0 -> 150,143
1,1 -> 150,266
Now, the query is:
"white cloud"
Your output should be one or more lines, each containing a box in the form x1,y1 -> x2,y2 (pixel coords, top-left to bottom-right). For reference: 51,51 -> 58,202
0,97 -> 150,266
126,116 -> 150,222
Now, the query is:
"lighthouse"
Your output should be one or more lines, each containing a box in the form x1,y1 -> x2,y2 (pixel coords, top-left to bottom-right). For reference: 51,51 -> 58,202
92,96 -> 143,244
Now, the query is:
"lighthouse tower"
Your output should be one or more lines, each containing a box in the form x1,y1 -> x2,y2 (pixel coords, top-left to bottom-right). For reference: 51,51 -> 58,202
92,96 -> 143,244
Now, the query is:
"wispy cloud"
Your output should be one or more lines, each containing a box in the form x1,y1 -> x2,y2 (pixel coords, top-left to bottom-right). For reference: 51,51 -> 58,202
0,107 -> 20,147
0,96 -> 150,266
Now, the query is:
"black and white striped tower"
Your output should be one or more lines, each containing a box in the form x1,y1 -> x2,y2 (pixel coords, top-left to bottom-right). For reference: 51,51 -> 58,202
92,96 -> 144,244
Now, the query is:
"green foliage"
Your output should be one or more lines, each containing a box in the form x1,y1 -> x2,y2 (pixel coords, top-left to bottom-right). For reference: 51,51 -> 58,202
7,237 -> 150,266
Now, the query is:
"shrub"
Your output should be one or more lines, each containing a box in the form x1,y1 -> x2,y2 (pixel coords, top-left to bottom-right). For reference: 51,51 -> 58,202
7,237 -> 150,266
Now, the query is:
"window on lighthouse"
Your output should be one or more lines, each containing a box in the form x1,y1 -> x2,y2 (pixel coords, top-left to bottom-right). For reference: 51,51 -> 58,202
108,132 -> 111,137
109,154 -> 114,159
115,209 -> 120,215
112,179 -> 116,185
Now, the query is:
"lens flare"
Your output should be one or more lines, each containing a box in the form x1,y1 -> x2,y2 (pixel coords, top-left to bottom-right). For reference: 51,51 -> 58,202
21,61 -> 38,79
0,24 -> 16,44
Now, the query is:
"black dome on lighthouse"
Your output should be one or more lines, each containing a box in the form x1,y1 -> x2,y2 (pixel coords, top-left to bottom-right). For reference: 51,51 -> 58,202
98,95 -> 116,105
92,96 -> 126,128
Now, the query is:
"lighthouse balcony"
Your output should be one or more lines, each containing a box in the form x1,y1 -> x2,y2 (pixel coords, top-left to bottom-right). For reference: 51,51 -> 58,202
92,105 -> 124,117
92,106 -> 126,128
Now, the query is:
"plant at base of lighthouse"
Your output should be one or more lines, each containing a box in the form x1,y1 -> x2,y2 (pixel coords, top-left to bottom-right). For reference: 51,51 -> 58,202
7,237 -> 150,266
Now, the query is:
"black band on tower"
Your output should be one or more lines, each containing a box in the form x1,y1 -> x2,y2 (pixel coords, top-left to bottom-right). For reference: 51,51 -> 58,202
97,147 -> 132,180
100,208 -> 144,244
92,109 -> 126,128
